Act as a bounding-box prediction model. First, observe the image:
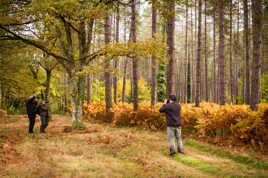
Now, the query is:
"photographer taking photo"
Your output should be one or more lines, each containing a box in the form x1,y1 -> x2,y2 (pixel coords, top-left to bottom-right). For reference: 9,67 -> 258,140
159,95 -> 184,156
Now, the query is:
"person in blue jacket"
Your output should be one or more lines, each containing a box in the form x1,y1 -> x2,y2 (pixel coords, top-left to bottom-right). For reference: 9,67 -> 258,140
159,95 -> 184,156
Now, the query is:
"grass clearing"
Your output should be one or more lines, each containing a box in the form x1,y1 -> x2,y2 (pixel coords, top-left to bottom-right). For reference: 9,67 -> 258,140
184,138 -> 268,170
0,115 -> 267,178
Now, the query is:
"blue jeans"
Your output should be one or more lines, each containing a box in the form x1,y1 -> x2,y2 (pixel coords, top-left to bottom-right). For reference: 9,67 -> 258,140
40,116 -> 48,133
167,126 -> 183,153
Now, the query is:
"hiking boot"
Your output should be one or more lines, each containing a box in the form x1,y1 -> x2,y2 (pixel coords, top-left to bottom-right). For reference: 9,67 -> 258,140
178,149 -> 184,154
169,152 -> 176,156
170,148 -> 176,156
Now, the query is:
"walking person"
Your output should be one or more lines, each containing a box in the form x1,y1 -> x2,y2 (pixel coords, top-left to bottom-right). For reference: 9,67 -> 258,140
37,100 -> 49,133
159,95 -> 184,156
26,96 -> 38,133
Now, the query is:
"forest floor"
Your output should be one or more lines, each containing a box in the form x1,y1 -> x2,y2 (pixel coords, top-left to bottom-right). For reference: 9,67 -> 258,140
0,115 -> 267,178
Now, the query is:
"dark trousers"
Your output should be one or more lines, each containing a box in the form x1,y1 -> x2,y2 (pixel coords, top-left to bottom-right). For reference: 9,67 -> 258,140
40,116 -> 48,133
28,115 -> 36,133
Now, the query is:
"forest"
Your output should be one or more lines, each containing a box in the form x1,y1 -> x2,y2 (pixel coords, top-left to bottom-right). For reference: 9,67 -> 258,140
0,0 -> 267,177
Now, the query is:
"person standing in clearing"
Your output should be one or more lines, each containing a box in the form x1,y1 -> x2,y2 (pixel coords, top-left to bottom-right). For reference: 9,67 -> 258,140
26,96 -> 38,133
37,100 -> 49,133
159,95 -> 184,156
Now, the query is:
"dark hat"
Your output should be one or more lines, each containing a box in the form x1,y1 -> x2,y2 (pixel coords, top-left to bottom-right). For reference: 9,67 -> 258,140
169,95 -> 177,101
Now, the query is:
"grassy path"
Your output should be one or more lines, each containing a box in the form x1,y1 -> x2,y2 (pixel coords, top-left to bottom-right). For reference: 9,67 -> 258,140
0,115 -> 267,178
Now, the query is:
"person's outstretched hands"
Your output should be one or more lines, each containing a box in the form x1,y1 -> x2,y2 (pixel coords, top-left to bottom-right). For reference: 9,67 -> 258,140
164,99 -> 168,104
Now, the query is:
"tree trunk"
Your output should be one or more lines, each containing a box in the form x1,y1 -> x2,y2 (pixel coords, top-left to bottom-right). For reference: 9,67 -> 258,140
44,70 -> 51,102
190,6 -> 195,103
56,21 -> 84,127
192,0 -> 197,103
166,0 -> 175,97
87,20 -> 95,104
250,0 -> 263,110
122,16 -> 127,103
235,0 -> 240,103
44,69 -> 51,118
64,73 -> 68,112
151,0 -> 157,106
184,1 -> 188,103
204,0 -> 208,102
131,0 -> 138,111
105,12 -> 112,112
0,81 -> 2,109
77,21 -> 87,124
213,5 -> 217,103
69,71 -> 83,128
122,59 -> 128,103
243,0 -> 250,104
113,4 -> 120,104
87,74 -> 91,103
219,0 -> 225,105
195,0 -> 202,107
230,0 -> 234,103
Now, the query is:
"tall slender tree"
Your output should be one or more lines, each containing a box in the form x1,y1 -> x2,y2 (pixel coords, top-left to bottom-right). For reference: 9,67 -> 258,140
131,0 -> 138,111
113,3 -> 120,104
204,0 -> 208,101
184,0 -> 189,103
195,0 -> 202,107
229,0 -> 234,103
234,0 -> 240,103
151,0 -> 157,106
218,0 -> 225,105
87,21 -> 95,104
193,0 -> 197,102
166,0 -> 175,97
250,0 -> 263,110
213,4 -> 217,103
190,6 -> 194,103
243,0 -> 250,104
104,12 -> 112,112
122,16 -> 128,103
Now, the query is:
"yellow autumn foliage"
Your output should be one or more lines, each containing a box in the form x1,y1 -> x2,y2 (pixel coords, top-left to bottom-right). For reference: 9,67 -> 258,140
83,102 -> 268,150
0,109 -> 7,118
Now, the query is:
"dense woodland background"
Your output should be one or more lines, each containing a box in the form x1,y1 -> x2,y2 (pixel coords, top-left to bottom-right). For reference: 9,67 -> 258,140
0,0 -> 267,124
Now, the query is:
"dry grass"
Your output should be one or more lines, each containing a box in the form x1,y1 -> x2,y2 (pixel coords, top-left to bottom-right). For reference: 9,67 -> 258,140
0,115 -> 267,178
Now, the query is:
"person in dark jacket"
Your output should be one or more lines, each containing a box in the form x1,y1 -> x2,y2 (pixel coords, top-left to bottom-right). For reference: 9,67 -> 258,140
26,96 -> 38,133
37,100 -> 49,133
159,95 -> 184,156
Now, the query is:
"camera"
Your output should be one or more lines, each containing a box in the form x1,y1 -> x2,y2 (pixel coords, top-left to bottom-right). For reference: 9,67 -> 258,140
165,99 -> 170,104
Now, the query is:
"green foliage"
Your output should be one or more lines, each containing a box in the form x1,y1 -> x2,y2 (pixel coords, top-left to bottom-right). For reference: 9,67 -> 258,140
91,79 -> 105,102
261,74 -> 268,103
157,61 -> 166,102
0,43 -> 40,112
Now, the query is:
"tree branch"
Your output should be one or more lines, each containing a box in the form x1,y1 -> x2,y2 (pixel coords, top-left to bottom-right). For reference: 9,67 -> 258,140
2,19 -> 39,26
0,24 -> 73,65
59,15 -> 80,34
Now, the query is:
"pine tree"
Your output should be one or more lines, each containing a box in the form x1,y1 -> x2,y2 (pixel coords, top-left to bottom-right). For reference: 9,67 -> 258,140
250,0 -> 263,110
157,61 -> 166,102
